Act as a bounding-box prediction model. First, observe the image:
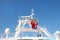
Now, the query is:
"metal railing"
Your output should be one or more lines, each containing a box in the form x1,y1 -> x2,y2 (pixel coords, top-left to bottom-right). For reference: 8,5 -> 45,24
0,33 -> 56,40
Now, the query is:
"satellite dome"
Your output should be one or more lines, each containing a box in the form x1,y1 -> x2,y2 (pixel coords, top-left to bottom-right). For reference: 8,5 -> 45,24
56,31 -> 60,34
54,31 -> 60,35
5,28 -> 10,34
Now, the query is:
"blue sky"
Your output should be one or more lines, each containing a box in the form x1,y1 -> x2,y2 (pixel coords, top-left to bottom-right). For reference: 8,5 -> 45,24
0,0 -> 60,35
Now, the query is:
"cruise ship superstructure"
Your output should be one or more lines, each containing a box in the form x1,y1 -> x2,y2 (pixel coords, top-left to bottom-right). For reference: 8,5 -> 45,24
0,9 -> 60,40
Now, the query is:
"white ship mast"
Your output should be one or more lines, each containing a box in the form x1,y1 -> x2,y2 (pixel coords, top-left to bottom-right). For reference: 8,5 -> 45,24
14,9 -> 51,38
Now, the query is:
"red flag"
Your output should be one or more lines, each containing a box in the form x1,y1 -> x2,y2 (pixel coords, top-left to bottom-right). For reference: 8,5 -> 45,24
30,19 -> 38,29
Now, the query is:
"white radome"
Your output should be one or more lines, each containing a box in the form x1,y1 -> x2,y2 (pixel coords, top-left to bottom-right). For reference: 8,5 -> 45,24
54,31 -> 60,36
5,28 -> 10,34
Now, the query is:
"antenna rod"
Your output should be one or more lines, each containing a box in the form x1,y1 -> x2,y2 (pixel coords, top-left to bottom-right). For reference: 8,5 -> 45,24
32,9 -> 34,14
